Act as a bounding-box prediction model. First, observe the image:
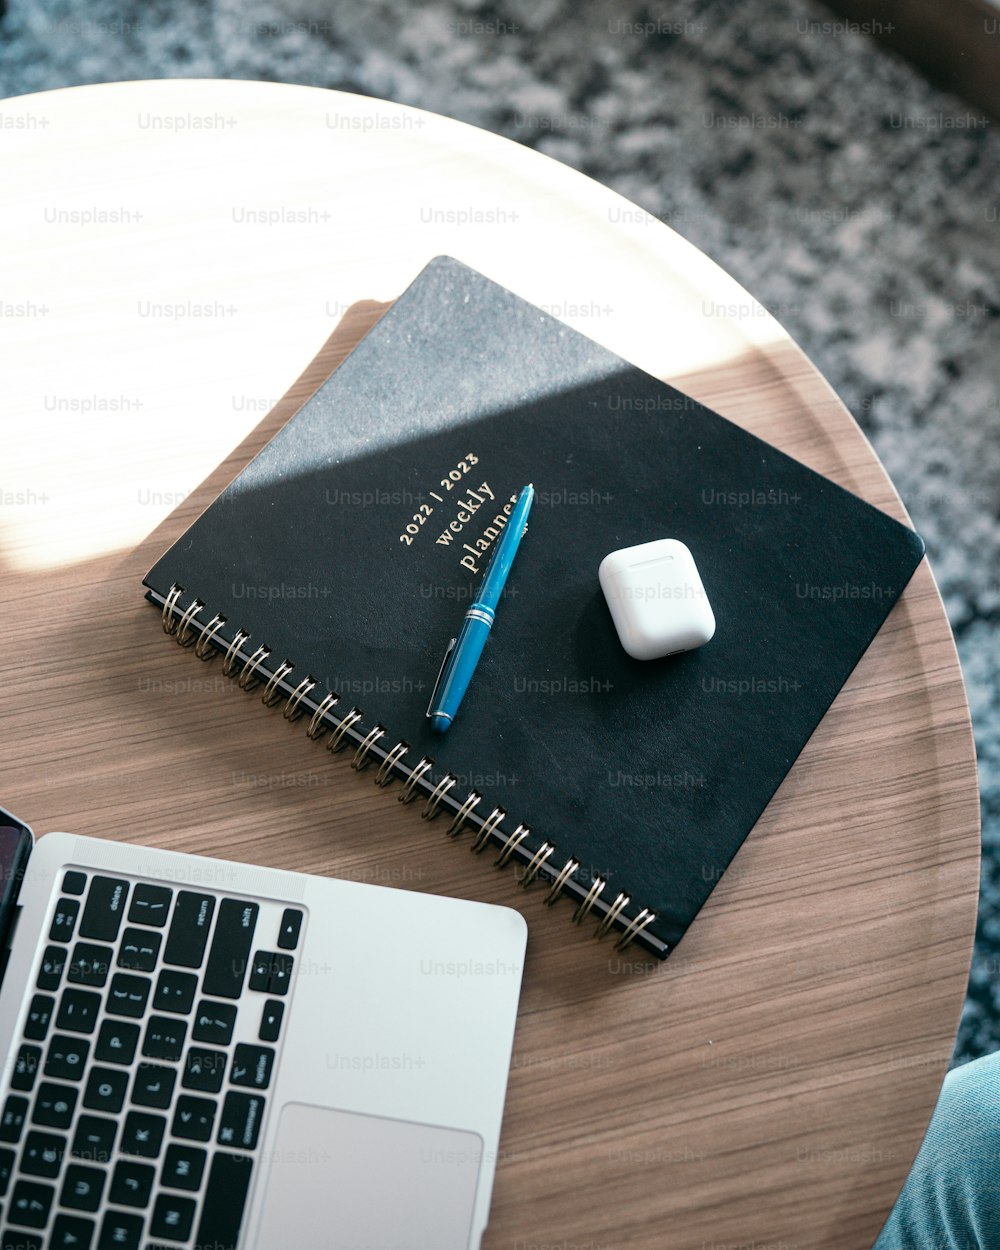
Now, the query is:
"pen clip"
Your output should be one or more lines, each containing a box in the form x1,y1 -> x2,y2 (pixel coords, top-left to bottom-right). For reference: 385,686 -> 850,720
426,637 -> 457,718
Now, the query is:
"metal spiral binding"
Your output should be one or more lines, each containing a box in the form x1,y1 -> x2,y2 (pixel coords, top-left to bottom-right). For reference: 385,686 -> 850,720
238,645 -> 271,691
495,824 -> 531,869
261,661 -> 294,707
519,841 -> 555,887
544,857 -> 579,905
446,790 -> 481,837
195,614 -> 227,660
421,774 -> 457,821
398,757 -> 433,804
572,876 -> 606,925
327,707 -> 362,752
222,629 -> 251,676
175,599 -> 205,648
595,892 -> 631,938
613,908 -> 655,952
375,741 -> 410,788
283,677 -> 316,721
161,585 -> 184,634
306,692 -> 339,740
352,725 -> 385,771
470,806 -> 506,853
158,583 -> 660,954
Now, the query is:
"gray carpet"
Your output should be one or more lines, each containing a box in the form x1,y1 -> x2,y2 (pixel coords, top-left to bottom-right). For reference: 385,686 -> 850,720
1,0 -> 997,1064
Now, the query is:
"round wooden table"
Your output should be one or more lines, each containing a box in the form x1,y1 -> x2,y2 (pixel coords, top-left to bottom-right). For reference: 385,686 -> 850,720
0,79 -> 981,1249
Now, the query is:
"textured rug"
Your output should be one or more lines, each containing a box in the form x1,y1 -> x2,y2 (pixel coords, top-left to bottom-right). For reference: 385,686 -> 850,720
1,0 -> 997,1063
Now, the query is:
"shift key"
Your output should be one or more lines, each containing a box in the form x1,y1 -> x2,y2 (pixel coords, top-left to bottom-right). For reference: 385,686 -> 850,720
163,893 -> 216,969
202,900 -> 259,999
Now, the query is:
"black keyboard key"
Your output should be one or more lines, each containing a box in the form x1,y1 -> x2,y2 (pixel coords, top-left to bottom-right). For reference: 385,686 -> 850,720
120,1111 -> 165,1159
78,877 -> 128,943
230,1044 -> 274,1090
106,974 -> 150,1018
8,1178 -> 53,1228
60,1162 -> 105,1212
160,1143 -> 205,1192
62,871 -> 87,896
56,989 -> 101,1036
151,1191 -> 196,1241
116,929 -> 161,974
131,1064 -> 175,1110
71,1115 -> 116,1164
19,1131 -> 65,1178
82,1068 -> 127,1114
217,1091 -> 264,1150
163,891 -> 215,968
11,1046 -> 41,1092
36,946 -> 67,992
32,1082 -> 77,1130
1,1233 -> 42,1250
67,943 -> 113,989
141,1017 -> 186,1063
259,998 -> 284,1043
51,1213 -> 95,1250
181,1048 -> 226,1094
191,1000 -> 237,1046
194,1151 -> 253,1250
94,1019 -> 139,1065
248,950 -> 271,993
127,883 -> 171,928
277,908 -> 303,950
0,1145 -> 13,1194
23,995 -> 55,1042
108,1159 -> 154,1208
172,1096 -> 216,1143
44,1035 -> 90,1083
202,899 -> 259,999
97,1209 -> 143,1250
0,1096 -> 29,1142
152,969 -> 197,1015
268,951 -> 294,995
49,898 -> 80,943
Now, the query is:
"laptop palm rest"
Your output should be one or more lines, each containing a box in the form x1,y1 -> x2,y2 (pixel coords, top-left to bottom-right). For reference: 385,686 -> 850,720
252,1102 -> 484,1249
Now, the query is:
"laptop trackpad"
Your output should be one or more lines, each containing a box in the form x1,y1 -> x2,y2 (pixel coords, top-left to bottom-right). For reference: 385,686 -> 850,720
252,1102 -> 484,1249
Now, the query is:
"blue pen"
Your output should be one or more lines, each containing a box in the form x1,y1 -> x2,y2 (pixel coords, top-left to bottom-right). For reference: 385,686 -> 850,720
427,483 -> 535,733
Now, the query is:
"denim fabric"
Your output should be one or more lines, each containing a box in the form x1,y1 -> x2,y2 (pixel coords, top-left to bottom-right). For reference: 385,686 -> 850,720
875,1053 -> 1000,1249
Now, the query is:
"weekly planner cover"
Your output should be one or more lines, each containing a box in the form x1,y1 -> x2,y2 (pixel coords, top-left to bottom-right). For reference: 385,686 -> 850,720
145,256 -> 925,957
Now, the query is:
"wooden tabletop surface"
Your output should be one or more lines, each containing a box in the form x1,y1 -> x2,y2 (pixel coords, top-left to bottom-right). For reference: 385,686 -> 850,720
0,79 -> 981,1250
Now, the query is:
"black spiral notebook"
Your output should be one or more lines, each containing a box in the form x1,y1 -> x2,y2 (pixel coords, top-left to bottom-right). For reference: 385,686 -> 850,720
144,256 -> 925,958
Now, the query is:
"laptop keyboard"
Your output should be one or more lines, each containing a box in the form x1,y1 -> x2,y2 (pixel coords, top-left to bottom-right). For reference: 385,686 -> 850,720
0,868 -> 303,1250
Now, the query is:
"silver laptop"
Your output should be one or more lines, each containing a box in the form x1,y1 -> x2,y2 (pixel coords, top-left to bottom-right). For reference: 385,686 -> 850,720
0,812 -> 526,1250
